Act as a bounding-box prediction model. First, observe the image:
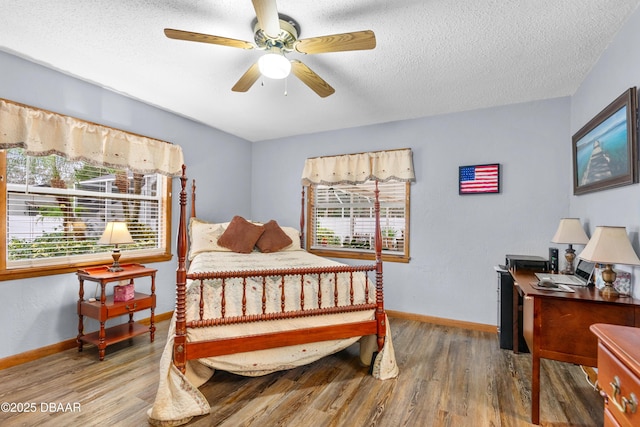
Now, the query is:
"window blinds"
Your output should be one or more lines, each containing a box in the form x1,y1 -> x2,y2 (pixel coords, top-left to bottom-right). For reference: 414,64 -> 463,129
5,149 -> 166,267
311,181 -> 407,254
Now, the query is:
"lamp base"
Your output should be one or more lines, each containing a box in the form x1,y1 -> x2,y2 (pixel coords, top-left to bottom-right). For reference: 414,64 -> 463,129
561,246 -> 576,275
600,284 -> 619,299
598,264 -> 620,299
108,249 -> 123,272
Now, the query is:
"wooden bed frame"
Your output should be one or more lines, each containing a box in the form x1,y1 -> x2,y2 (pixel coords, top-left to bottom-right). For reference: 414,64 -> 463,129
172,165 -> 387,373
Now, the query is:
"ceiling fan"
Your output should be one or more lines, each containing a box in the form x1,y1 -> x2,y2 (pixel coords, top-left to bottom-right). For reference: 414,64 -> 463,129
164,0 -> 376,97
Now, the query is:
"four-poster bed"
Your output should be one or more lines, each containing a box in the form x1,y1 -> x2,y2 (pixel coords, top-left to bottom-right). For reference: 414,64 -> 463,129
173,167 -> 391,370
148,171 -> 402,425
149,150 -> 413,425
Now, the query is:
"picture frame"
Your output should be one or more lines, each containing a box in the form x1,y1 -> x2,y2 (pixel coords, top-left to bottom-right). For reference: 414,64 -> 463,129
572,87 -> 638,195
459,163 -> 500,194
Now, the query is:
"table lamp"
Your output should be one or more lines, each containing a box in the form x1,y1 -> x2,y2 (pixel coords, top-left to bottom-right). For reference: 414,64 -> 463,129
551,218 -> 590,274
578,226 -> 640,298
98,221 -> 134,272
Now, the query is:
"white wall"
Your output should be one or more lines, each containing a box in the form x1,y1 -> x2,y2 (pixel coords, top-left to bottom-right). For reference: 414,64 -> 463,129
0,51 -> 253,358
570,5 -> 640,298
252,98 -> 571,325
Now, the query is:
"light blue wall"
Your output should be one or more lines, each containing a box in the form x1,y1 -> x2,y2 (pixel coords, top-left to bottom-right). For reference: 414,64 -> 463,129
252,4 -> 640,325
570,5 -> 640,298
3,3 -> 640,358
252,98 -> 571,325
0,51 -> 252,358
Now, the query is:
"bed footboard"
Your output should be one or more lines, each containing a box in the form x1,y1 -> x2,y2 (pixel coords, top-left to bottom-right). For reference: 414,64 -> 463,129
173,166 -> 387,374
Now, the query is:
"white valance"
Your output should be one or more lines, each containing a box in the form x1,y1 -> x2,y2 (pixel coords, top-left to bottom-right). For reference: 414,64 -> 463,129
0,99 -> 184,176
301,148 -> 415,186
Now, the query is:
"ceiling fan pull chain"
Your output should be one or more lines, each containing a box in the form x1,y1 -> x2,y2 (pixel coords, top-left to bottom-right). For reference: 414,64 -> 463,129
284,77 -> 288,96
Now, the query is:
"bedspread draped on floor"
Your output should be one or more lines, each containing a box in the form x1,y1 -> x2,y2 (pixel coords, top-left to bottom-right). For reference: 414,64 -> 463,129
147,251 -> 398,426
147,312 -> 398,426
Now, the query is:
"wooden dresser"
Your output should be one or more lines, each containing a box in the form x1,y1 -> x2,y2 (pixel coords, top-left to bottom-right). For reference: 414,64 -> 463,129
590,323 -> 640,427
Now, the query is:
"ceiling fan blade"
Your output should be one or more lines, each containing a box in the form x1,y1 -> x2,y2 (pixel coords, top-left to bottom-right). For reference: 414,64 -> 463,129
232,63 -> 261,92
164,28 -> 254,50
295,30 -> 376,54
290,60 -> 335,98
252,0 -> 281,38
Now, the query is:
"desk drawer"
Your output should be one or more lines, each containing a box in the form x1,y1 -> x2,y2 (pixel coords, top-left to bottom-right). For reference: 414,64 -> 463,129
598,343 -> 640,427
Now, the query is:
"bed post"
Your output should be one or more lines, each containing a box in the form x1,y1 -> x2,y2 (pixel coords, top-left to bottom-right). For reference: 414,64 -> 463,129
191,179 -> 196,219
300,186 -> 305,248
374,180 -> 386,352
173,165 -> 188,373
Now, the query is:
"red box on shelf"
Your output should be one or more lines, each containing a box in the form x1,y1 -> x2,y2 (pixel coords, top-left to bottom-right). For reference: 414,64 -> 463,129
114,282 -> 135,302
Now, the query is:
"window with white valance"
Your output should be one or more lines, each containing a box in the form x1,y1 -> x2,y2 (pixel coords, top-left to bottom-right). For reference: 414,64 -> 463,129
0,99 -> 184,176
0,99 -> 183,280
301,148 -> 415,186
302,149 -> 415,263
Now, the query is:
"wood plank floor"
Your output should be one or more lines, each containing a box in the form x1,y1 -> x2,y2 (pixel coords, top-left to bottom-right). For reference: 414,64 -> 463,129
0,317 -> 602,426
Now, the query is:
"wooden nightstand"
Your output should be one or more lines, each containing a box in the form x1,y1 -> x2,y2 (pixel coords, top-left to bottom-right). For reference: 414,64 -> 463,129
76,263 -> 157,360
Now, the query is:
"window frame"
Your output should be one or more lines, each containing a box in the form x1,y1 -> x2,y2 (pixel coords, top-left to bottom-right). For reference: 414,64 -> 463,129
306,181 -> 411,263
0,151 -> 172,281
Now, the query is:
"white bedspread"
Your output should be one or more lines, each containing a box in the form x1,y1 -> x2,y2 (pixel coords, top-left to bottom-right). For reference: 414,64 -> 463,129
148,250 -> 398,426
186,250 -> 373,318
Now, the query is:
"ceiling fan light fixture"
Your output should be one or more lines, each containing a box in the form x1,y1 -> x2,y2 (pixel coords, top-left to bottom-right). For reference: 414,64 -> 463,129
258,52 -> 291,79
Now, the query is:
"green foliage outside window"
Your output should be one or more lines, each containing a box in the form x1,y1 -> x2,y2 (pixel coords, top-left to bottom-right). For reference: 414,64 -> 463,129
7,223 -> 158,260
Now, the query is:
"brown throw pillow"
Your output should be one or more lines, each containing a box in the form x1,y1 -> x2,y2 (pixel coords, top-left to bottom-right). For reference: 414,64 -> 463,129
256,220 -> 293,253
217,216 -> 265,253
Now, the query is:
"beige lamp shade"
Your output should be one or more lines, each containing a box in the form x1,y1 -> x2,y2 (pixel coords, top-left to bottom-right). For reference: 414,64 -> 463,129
98,221 -> 134,245
578,226 -> 640,265
551,218 -> 589,244
98,221 -> 133,272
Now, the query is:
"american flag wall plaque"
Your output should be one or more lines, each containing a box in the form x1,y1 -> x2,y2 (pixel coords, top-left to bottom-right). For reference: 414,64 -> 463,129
459,163 -> 500,194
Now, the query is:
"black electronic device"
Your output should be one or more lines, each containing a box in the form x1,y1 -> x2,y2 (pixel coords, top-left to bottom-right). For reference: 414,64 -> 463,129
505,254 -> 548,271
548,247 -> 559,273
496,269 -> 529,352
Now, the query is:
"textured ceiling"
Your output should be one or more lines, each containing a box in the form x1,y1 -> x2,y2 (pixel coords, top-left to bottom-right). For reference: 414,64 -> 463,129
1,0 -> 639,142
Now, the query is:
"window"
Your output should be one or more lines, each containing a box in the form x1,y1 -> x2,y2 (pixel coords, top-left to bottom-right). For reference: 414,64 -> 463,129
307,180 -> 410,263
0,148 -> 172,280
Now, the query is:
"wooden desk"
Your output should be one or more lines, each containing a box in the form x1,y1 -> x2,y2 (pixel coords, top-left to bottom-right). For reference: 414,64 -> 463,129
511,269 -> 640,425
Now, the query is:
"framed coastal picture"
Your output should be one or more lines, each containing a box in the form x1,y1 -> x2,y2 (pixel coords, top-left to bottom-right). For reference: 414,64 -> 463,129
459,163 -> 500,194
572,87 -> 638,195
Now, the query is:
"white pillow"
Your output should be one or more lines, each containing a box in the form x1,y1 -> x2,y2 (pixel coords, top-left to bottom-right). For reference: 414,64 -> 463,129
188,218 -> 231,260
280,226 -> 303,251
